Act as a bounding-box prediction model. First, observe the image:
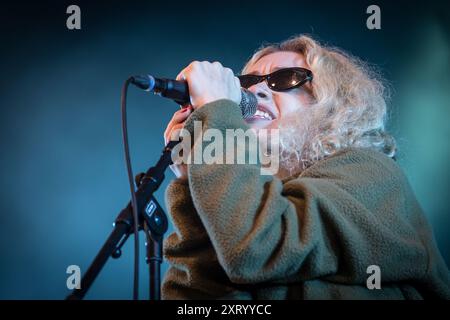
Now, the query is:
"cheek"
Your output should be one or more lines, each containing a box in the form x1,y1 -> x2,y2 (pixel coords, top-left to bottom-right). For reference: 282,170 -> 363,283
276,94 -> 308,118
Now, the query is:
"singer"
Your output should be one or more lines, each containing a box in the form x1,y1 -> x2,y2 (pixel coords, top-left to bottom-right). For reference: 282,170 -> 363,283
161,35 -> 450,299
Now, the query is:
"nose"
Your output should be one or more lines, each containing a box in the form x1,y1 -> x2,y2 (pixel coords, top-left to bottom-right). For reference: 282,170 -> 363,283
257,91 -> 268,99
248,82 -> 272,101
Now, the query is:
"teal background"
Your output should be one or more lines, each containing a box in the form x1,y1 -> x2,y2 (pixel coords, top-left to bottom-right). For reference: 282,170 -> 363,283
0,0 -> 448,299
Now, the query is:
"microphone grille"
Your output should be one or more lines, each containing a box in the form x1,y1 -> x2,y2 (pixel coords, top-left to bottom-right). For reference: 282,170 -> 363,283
240,89 -> 257,119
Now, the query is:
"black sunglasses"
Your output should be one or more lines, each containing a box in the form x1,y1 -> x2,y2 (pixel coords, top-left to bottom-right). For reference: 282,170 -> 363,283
238,67 -> 313,92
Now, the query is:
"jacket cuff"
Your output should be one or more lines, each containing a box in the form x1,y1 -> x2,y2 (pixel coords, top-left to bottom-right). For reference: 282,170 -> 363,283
184,99 -> 248,133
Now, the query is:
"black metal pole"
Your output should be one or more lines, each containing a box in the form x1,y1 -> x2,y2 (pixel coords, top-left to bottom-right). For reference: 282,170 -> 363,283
65,140 -> 178,300
66,206 -> 133,300
150,241 -> 162,300
144,223 -> 162,300
149,239 -> 161,300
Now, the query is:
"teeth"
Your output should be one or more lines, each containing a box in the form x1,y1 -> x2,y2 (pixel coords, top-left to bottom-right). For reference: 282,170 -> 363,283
254,109 -> 273,120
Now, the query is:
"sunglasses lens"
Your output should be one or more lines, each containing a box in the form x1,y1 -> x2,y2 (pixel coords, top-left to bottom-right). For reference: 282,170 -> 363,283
269,69 -> 309,91
238,75 -> 262,89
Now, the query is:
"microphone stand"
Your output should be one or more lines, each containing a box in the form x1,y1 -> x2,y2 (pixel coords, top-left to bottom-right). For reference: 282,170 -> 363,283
66,140 -> 179,300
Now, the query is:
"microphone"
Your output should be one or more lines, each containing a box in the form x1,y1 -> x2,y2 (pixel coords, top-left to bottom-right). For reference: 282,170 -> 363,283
130,75 -> 257,119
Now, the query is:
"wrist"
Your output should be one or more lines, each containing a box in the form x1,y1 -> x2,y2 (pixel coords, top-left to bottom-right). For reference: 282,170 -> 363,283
194,92 -> 240,109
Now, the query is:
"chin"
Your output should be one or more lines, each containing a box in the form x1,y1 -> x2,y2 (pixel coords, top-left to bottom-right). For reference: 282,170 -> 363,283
246,119 -> 277,130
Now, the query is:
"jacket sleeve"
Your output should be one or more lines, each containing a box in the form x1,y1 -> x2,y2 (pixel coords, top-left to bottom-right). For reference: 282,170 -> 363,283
162,178 -> 252,299
179,99 -> 449,295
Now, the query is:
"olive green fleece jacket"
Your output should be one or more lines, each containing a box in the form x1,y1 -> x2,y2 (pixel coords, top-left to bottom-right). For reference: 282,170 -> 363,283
162,99 -> 450,299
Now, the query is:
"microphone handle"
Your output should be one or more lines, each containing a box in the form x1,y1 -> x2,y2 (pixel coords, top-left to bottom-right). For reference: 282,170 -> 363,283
153,78 -> 190,105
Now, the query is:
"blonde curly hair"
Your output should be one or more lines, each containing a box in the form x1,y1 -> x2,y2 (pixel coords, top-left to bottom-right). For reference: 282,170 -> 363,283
242,35 -> 397,175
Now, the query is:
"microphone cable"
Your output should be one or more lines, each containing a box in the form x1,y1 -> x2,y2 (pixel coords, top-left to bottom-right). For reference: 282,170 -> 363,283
121,77 -> 140,300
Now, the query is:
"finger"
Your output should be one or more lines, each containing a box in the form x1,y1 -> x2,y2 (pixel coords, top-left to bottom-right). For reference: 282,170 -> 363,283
165,123 -> 185,144
176,70 -> 186,81
165,107 -> 192,135
176,61 -> 198,81
175,66 -> 190,83
164,111 -> 191,140
212,61 -> 223,69
176,65 -> 193,108
179,103 -> 193,110
170,106 -> 192,124
225,67 -> 235,78
234,76 -> 241,89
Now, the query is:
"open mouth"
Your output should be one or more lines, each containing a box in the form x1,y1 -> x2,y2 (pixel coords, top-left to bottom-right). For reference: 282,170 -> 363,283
246,104 -> 277,121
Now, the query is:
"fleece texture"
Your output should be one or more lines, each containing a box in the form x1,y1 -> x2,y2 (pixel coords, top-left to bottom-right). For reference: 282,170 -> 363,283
162,99 -> 450,299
